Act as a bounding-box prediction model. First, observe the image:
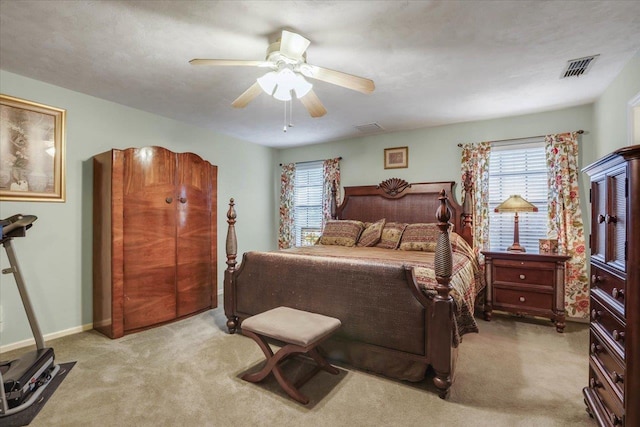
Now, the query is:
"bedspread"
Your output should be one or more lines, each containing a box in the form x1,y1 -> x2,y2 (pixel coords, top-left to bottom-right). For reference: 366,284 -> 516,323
281,234 -> 484,346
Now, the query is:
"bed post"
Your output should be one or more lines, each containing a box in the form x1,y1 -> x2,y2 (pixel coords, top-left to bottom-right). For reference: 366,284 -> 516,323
224,198 -> 239,334
460,170 -> 474,247
432,190 -> 456,399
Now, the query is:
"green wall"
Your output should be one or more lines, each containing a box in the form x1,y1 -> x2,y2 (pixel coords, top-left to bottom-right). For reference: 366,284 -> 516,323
276,105 -> 595,226
0,71 -> 276,348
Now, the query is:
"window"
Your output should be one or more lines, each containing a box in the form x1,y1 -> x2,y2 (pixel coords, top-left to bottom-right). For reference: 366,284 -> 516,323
488,140 -> 548,251
293,161 -> 323,246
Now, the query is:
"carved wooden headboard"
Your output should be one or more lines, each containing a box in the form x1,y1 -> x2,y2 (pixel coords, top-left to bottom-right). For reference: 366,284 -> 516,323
331,178 -> 473,247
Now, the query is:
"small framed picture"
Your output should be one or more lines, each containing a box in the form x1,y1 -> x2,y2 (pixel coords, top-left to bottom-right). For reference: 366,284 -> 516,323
384,146 -> 408,169
0,94 -> 66,202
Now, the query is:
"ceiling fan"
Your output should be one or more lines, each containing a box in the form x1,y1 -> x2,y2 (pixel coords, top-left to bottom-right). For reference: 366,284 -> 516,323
190,30 -> 375,118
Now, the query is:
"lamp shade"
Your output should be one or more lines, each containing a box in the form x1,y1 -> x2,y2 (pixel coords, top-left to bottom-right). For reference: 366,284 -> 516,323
494,195 -> 538,213
494,195 -> 537,252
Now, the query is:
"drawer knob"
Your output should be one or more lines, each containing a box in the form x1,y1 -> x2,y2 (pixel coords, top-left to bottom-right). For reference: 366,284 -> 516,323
179,197 -> 187,204
610,371 -> 623,384
590,274 -> 602,284
612,329 -> 625,342
165,197 -> 173,204
590,309 -> 602,321
611,288 -> 624,300
519,296 -> 526,303
590,343 -> 602,354
519,274 -> 526,280
589,377 -> 603,389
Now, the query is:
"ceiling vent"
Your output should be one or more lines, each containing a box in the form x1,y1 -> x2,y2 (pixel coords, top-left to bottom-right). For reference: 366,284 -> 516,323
355,122 -> 384,133
561,55 -> 599,78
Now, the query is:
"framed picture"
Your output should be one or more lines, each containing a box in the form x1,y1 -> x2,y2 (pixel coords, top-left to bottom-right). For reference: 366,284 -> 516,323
384,146 -> 408,169
0,94 -> 66,202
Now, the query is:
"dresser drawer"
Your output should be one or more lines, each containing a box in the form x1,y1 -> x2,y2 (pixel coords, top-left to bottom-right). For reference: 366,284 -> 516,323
589,330 -> 625,396
590,265 -> 626,313
591,297 -> 626,355
493,260 -> 554,287
587,363 -> 624,426
494,287 -> 553,312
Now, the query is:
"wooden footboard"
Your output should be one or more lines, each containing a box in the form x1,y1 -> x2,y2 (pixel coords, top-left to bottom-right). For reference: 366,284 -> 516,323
224,185 -> 464,399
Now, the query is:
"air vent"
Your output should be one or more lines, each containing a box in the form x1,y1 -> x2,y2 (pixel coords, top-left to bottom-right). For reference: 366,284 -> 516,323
561,55 -> 599,78
355,123 -> 384,133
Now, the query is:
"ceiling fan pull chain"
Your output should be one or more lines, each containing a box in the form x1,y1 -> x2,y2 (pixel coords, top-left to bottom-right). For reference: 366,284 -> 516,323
289,96 -> 294,128
283,100 -> 287,132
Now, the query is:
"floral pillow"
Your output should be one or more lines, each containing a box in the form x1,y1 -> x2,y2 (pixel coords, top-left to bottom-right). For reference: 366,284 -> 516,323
318,220 -> 365,247
357,218 -> 386,247
375,222 -> 408,249
398,223 -> 441,252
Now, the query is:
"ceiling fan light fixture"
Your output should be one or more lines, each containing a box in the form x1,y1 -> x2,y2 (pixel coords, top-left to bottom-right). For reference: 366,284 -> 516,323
257,68 -> 312,101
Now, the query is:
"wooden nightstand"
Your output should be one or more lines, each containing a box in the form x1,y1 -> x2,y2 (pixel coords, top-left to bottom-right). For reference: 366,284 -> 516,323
482,251 -> 570,332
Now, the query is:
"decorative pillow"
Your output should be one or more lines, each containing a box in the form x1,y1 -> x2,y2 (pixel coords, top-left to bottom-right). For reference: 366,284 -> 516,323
318,220 -> 364,247
398,223 -> 441,252
357,218 -> 386,247
375,222 -> 408,249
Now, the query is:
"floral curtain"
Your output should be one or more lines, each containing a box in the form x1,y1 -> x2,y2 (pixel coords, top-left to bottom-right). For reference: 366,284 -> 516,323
545,132 -> 589,318
278,163 -> 296,249
460,142 -> 491,260
322,157 -> 341,226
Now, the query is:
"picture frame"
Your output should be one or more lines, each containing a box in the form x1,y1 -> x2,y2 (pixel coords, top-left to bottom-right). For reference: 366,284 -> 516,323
0,94 -> 66,202
384,146 -> 408,169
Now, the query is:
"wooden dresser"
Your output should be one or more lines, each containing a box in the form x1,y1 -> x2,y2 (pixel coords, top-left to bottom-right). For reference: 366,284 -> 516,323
93,146 -> 218,338
482,251 -> 570,332
582,144 -> 640,427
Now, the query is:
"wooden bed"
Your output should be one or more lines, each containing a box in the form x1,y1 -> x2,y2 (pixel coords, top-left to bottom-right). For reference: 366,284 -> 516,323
223,179 -> 480,398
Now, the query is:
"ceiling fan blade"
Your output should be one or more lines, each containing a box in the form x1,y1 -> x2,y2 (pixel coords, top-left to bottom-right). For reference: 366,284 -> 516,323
302,65 -> 375,94
299,89 -> 327,118
279,30 -> 310,61
231,82 -> 263,108
189,59 -> 269,67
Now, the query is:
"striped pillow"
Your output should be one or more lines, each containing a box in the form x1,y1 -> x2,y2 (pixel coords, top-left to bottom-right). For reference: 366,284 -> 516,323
399,223 -> 440,252
318,220 -> 364,247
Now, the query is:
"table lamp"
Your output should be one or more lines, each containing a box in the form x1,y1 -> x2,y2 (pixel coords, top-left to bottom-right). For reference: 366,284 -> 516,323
494,195 -> 538,252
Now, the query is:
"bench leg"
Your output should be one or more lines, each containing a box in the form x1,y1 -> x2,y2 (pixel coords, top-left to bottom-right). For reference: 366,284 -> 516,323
241,330 -> 338,405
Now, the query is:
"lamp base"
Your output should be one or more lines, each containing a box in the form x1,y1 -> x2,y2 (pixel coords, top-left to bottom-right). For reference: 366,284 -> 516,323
507,242 -> 526,252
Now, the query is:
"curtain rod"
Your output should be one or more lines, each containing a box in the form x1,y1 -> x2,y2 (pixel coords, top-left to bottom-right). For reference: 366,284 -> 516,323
279,156 -> 342,167
457,130 -> 584,147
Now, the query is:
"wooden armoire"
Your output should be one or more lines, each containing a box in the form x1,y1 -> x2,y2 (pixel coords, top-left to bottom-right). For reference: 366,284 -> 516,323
93,146 -> 217,338
582,144 -> 639,426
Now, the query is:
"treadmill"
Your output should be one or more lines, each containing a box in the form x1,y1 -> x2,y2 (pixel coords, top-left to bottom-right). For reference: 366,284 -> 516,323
0,214 -> 59,417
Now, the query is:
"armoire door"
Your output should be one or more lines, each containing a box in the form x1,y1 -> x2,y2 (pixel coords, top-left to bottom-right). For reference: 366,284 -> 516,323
176,152 -> 214,317
123,147 -> 177,330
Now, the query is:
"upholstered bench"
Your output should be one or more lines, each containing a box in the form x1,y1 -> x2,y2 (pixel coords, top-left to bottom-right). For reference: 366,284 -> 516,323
240,306 -> 341,404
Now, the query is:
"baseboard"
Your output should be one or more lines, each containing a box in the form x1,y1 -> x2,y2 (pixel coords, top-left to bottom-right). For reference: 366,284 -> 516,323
0,322 -> 94,353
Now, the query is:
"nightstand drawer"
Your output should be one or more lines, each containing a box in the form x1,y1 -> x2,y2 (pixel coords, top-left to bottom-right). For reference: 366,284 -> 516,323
494,287 -> 553,311
493,262 -> 554,287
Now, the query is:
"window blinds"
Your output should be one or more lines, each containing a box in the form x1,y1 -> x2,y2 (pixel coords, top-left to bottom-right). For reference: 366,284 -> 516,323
488,141 -> 548,251
294,161 -> 324,246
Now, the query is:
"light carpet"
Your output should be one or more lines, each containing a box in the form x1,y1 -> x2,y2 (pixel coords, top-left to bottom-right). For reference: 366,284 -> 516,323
1,307 -> 595,426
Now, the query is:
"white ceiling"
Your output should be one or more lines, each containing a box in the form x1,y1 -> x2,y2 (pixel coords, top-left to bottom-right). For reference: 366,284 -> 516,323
1,1 -> 639,148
